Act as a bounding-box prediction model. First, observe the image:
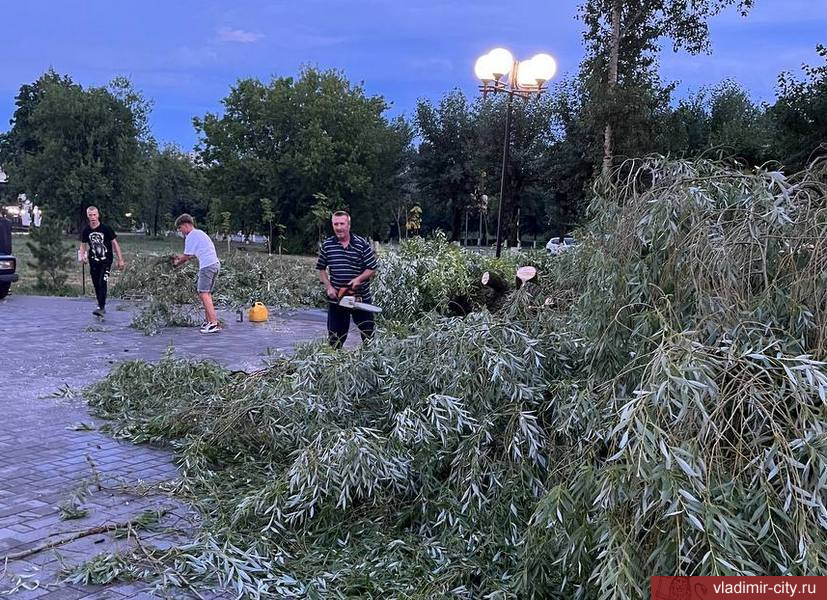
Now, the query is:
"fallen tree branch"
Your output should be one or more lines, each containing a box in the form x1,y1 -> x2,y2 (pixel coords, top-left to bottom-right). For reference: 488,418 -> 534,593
1,518 -> 146,562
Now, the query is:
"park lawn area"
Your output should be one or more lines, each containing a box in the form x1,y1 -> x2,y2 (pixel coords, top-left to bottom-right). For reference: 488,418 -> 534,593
12,232 -> 182,297
10,231 -> 316,298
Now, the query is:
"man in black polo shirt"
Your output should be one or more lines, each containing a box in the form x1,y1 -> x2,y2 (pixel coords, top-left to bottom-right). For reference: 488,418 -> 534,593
316,211 -> 378,348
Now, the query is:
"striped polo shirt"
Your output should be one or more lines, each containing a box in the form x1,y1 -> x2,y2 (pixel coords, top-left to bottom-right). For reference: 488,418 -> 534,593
316,234 -> 379,301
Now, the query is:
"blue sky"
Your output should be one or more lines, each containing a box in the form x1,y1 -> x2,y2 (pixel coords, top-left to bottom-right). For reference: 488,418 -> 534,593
1,0 -> 825,150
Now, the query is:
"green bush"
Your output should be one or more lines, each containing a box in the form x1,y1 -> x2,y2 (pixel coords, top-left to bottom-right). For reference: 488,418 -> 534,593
374,232 -> 556,321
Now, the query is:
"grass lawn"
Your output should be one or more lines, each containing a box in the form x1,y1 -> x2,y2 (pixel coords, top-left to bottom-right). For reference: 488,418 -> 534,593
10,231 -> 316,298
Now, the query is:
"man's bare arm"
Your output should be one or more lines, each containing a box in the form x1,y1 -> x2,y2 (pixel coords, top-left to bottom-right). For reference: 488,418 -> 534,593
319,269 -> 337,299
347,268 -> 376,288
173,254 -> 195,267
112,239 -> 125,269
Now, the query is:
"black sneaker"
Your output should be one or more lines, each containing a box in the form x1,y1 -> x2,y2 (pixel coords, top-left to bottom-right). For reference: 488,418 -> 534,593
93,307 -> 105,317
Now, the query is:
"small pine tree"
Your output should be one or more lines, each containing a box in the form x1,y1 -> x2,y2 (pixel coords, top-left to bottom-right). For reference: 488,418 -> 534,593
275,223 -> 286,255
260,197 -> 274,255
311,193 -> 334,242
26,212 -> 72,291
221,211 -> 232,253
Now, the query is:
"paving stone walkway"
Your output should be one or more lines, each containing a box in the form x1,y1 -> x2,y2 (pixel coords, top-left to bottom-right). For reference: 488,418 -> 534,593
0,294 -> 352,598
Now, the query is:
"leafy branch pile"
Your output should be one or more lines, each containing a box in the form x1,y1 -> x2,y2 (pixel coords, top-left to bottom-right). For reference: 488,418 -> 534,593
579,155 -> 827,378
81,158 -> 827,597
114,252 -> 321,334
84,307 -> 569,597
373,232 -> 555,321
531,156 -> 827,596
117,233 -> 553,334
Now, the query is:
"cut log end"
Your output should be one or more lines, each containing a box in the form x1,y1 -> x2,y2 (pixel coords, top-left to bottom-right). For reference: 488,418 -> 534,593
481,271 -> 509,293
515,265 -> 537,288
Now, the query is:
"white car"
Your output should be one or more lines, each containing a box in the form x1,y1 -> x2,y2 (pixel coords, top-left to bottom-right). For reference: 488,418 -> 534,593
545,236 -> 577,254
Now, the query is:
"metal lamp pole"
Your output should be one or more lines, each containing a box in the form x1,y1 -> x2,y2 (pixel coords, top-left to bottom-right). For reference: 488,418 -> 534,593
475,49 -> 557,258
494,91 -> 513,258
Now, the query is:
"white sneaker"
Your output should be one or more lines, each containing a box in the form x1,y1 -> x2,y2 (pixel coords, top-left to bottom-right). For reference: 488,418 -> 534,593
200,322 -> 222,334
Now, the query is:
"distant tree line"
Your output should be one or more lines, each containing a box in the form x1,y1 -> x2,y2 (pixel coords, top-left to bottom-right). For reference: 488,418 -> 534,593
0,1 -> 824,251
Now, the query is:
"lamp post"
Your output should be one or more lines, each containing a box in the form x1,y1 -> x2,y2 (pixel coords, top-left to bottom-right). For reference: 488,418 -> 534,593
475,48 -> 557,257
0,167 -> 7,218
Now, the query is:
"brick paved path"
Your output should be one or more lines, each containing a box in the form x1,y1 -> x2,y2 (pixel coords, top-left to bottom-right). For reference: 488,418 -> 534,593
0,295 -> 348,598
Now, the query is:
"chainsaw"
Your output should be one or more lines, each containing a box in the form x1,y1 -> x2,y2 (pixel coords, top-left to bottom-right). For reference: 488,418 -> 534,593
335,285 -> 382,313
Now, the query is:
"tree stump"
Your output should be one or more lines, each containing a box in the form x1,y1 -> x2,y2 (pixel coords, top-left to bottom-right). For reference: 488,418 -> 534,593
515,265 -> 537,288
481,271 -> 509,293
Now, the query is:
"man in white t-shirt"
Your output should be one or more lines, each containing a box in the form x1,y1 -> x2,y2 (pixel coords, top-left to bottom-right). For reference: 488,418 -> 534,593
172,213 -> 221,334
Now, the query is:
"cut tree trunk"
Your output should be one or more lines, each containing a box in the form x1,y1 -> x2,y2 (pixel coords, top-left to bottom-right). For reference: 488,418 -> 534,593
515,265 -> 537,288
481,271 -> 509,293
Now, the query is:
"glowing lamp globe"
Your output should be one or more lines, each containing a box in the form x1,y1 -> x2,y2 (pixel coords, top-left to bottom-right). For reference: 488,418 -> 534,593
487,48 -> 514,78
531,53 -> 557,82
516,59 -> 539,88
474,55 -> 495,82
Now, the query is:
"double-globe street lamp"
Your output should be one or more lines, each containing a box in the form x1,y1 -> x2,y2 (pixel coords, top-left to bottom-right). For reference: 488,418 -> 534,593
474,48 -> 557,257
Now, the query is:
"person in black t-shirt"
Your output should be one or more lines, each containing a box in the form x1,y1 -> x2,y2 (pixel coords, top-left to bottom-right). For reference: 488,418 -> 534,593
78,206 -> 125,316
316,211 -> 378,348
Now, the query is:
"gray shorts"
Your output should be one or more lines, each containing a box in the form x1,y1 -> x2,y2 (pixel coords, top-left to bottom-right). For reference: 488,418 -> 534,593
197,262 -> 220,293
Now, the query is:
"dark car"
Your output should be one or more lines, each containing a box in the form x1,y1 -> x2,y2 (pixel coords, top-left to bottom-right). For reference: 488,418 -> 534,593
0,216 -> 18,299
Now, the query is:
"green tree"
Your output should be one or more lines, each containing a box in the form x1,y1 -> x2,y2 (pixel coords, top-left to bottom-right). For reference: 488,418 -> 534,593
659,81 -> 772,166
309,193 -> 337,243
260,197 -> 275,254
0,70 -> 74,200
543,79 -> 595,240
108,76 -> 154,144
706,80 -> 772,165
473,94 -> 561,246
144,145 -> 206,236
207,198 -> 224,233
109,76 -> 157,218
414,90 -> 477,241
274,222 -> 286,255
194,67 -> 411,250
26,210 -> 72,291
220,211 -> 232,253
661,93 -> 710,156
1,71 -> 144,230
579,0 -> 755,175
771,45 -> 827,171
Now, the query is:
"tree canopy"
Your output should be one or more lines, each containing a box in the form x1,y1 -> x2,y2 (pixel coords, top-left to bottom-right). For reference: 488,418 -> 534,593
0,70 -> 144,230
194,67 -> 412,251
3,9 -> 826,247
